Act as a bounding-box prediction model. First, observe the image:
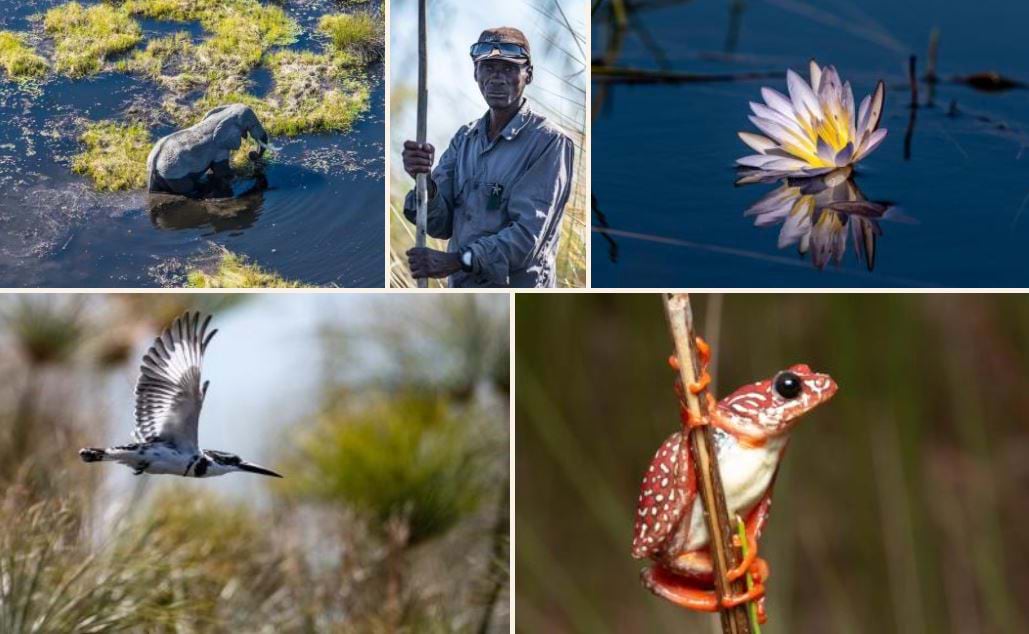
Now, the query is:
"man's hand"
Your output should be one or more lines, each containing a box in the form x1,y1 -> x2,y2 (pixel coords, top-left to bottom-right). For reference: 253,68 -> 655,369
407,247 -> 463,279
402,141 -> 435,179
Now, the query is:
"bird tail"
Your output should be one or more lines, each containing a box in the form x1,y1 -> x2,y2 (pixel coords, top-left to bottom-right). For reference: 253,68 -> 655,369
79,448 -> 107,463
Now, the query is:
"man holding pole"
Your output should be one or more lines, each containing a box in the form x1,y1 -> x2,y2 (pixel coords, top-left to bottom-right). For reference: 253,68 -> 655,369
402,27 -> 575,288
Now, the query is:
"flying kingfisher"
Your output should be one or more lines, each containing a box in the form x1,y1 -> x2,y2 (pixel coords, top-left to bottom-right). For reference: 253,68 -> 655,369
79,311 -> 282,479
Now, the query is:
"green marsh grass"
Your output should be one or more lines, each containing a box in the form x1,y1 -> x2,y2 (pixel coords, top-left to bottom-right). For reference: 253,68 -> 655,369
319,12 -> 384,63
186,249 -> 311,288
71,120 -> 151,192
0,31 -> 47,80
121,0 -> 300,102
0,497 -> 181,634
43,2 -> 142,77
191,51 -> 370,136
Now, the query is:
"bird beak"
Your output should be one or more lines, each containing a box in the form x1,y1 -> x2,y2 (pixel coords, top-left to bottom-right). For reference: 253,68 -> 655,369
238,461 -> 283,478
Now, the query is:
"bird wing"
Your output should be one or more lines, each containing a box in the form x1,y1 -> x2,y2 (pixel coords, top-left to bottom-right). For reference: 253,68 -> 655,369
133,312 -> 217,451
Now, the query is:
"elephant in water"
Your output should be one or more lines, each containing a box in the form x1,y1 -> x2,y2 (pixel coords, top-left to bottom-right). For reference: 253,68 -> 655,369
147,104 -> 271,196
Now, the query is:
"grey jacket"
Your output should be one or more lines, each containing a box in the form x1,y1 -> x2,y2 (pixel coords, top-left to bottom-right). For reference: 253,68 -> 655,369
404,102 -> 574,287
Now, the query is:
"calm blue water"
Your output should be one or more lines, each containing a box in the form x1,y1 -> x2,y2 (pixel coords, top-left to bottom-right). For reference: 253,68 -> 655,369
0,0 -> 383,287
592,0 -> 1029,287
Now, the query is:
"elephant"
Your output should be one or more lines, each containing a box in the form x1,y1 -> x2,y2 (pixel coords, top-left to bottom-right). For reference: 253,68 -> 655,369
146,103 -> 270,196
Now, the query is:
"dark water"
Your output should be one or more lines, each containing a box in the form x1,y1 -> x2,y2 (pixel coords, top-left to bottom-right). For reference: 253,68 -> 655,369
593,0 -> 1029,287
0,0 -> 383,287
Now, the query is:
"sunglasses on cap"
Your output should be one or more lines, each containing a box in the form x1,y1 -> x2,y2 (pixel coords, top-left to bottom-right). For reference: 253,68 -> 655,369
469,42 -> 529,60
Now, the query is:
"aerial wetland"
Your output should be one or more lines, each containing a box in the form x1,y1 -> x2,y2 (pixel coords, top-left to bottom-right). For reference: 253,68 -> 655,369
0,0 -> 384,287
592,0 -> 1029,288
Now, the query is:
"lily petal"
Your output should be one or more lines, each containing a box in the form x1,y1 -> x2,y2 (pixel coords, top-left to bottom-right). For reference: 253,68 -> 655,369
761,87 -> 796,119
857,94 -> 871,134
855,127 -> 887,160
750,102 -> 808,138
748,115 -> 814,152
799,167 -> 837,178
738,131 -> 777,154
818,66 -> 842,105
816,138 -> 836,165
736,154 -> 782,168
843,81 -> 856,142
834,142 -> 854,166
864,80 -> 886,135
809,59 -> 823,92
787,69 -> 823,124
762,157 -> 814,172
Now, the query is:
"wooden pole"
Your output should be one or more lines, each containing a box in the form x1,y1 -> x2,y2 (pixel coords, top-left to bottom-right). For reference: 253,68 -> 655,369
415,0 -> 429,288
663,294 -> 752,634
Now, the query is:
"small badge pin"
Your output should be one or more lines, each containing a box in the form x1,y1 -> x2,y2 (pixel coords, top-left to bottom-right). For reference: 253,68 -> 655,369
487,183 -> 504,210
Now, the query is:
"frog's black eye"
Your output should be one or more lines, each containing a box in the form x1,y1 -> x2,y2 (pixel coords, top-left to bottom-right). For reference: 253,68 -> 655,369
773,372 -> 803,399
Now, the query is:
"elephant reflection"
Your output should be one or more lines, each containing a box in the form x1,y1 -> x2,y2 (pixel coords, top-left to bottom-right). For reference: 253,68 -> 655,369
149,175 -> 267,231
146,104 -> 271,196
743,171 -> 900,271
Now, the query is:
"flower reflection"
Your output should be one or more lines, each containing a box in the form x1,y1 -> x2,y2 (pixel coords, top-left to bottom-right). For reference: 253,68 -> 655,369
743,170 -> 899,271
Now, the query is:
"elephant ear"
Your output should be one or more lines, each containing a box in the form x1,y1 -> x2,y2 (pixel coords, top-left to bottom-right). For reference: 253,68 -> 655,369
211,116 -> 244,151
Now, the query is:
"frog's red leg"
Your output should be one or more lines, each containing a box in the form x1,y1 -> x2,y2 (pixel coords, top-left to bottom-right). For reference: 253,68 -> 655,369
643,565 -> 765,612
668,337 -> 712,393
690,337 -> 712,394
669,337 -> 715,430
642,566 -> 719,612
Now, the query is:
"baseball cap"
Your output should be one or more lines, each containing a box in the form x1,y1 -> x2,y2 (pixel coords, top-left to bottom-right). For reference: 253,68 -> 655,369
470,27 -> 531,65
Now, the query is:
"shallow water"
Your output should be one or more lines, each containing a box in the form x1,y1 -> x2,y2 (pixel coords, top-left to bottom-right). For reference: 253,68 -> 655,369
592,0 -> 1029,287
0,0 -> 383,287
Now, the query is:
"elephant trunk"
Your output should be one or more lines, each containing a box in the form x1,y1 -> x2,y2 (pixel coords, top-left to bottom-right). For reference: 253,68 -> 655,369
248,123 -> 271,157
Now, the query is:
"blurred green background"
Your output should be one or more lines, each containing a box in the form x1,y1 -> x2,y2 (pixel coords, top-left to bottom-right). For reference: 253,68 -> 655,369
0,293 -> 509,633
515,293 -> 1029,633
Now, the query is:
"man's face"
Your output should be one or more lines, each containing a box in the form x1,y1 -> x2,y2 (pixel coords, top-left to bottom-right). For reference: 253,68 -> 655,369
475,59 -> 531,109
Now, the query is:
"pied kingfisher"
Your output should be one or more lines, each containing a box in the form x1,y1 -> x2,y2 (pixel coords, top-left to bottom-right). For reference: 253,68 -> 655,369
79,311 -> 282,479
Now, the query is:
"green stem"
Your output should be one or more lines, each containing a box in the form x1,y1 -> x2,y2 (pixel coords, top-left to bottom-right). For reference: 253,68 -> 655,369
736,515 -> 762,634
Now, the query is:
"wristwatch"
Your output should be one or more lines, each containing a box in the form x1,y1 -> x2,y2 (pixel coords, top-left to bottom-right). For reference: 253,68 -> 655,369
460,248 -> 474,272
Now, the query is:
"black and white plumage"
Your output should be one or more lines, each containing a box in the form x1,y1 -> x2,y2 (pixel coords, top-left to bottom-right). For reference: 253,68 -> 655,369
79,312 -> 282,479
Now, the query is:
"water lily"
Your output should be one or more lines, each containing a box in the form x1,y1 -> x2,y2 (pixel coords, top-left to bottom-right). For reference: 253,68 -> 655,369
737,61 -> 887,180
744,170 -> 895,270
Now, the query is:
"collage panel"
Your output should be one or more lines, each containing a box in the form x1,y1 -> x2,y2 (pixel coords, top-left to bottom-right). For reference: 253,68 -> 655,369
0,0 -> 384,288
592,0 -> 1029,288
388,0 -> 588,288
0,292 -> 510,631
516,293 -> 1029,632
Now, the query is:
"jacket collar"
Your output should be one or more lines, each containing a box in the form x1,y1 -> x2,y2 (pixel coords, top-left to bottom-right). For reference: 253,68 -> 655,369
474,99 -> 532,142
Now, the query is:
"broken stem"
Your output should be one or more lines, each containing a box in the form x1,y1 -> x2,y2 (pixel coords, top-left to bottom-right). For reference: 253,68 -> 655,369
904,55 -> 918,161
662,294 -> 752,634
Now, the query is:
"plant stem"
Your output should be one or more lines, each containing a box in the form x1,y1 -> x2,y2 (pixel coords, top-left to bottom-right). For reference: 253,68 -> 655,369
662,294 -> 751,634
736,516 -> 762,633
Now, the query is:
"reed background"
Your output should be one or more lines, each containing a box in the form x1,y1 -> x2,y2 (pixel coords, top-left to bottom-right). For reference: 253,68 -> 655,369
388,0 -> 588,288
516,293 -> 1029,633
0,293 -> 509,633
